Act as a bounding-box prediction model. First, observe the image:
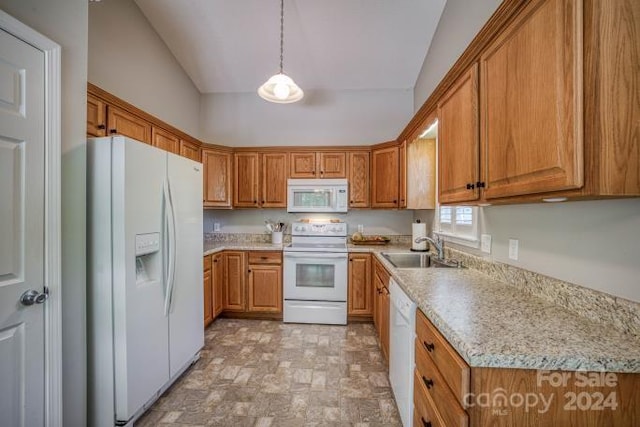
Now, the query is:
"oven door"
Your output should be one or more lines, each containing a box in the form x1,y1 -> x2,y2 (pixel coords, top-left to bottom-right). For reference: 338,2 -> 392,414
283,252 -> 348,301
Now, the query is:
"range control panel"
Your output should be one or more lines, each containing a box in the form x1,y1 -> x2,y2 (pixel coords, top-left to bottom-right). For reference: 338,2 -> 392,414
291,221 -> 347,237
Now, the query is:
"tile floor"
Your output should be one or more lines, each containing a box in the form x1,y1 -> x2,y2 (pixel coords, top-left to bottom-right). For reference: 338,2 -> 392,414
136,318 -> 402,426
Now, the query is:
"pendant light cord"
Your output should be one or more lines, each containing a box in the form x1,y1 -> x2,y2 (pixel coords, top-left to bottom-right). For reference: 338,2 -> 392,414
279,0 -> 284,74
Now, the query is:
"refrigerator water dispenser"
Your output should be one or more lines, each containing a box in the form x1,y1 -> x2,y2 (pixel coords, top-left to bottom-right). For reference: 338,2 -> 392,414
135,232 -> 160,284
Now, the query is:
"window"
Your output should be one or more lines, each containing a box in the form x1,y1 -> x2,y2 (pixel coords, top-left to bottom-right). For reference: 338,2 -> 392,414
434,205 -> 479,246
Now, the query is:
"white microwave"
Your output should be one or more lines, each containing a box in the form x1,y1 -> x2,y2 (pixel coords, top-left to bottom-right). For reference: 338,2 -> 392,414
287,179 -> 349,213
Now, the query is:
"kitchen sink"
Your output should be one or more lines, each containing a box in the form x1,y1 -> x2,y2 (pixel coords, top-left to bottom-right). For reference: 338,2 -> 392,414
381,252 -> 464,269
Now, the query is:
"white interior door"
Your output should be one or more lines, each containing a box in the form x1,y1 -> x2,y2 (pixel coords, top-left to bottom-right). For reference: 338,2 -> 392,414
0,28 -> 46,426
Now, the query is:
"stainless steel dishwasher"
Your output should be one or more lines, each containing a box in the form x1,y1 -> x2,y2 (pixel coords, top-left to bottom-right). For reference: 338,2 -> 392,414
389,278 -> 417,427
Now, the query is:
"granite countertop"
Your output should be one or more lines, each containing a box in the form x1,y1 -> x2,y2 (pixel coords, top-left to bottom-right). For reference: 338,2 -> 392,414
203,241 -> 640,373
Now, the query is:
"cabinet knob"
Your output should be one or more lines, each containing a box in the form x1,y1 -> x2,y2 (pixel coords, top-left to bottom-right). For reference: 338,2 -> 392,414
248,269 -> 252,273
261,200 -> 265,204
422,376 -> 434,389
466,183 -> 475,190
109,129 -> 117,134
97,124 -> 106,130
421,417 -> 432,427
423,341 -> 435,352
312,171 -> 316,175
350,200 -> 354,203
213,259 -> 217,263
393,200 -> 397,204
476,181 -> 486,188
253,200 -> 257,204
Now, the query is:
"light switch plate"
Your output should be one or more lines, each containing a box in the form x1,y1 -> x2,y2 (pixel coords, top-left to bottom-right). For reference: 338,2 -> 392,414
509,239 -> 519,260
481,234 -> 492,253
213,222 -> 221,232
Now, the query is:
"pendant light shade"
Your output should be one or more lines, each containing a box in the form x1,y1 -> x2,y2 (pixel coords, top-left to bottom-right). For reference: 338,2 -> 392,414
258,0 -> 303,103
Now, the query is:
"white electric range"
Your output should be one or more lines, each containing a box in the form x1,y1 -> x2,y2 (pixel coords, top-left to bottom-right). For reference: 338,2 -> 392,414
283,221 -> 348,325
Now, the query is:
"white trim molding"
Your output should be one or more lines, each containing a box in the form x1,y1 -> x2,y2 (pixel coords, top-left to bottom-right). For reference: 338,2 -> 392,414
0,10 -> 63,427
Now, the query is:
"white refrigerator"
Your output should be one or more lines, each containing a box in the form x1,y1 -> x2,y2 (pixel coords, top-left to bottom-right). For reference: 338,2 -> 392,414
87,136 -> 204,427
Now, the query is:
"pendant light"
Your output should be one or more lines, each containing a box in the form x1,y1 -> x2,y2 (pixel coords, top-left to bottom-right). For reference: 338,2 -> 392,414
258,0 -> 304,103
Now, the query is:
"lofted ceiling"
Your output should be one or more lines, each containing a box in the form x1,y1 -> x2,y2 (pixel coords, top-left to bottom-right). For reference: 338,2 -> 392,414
134,0 -> 447,94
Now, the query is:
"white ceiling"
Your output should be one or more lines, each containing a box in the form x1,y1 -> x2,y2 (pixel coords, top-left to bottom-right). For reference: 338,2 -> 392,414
134,0 -> 447,94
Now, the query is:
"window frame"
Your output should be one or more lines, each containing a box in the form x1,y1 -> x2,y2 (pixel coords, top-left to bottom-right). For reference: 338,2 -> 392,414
434,205 -> 480,248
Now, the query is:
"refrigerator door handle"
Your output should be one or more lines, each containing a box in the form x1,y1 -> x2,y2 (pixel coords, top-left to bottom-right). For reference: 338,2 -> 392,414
163,179 -> 177,316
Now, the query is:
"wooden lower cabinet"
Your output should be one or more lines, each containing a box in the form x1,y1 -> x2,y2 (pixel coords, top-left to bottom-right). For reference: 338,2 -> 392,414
212,252 -> 224,317
247,251 -> 282,313
348,253 -> 372,317
223,251 -> 246,311
247,265 -> 282,312
372,257 -> 390,363
203,255 -> 213,327
415,309 -> 640,426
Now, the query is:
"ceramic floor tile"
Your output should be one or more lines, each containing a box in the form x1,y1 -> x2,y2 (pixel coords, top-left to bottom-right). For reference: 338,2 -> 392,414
135,319 -> 400,426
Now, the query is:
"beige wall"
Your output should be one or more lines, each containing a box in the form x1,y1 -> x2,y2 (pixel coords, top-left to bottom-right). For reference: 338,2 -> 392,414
413,0 -> 640,302
200,89 -> 413,146
0,0 -> 88,425
88,0 -> 200,138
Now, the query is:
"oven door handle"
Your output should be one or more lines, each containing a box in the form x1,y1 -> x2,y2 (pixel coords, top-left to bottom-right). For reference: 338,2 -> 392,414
284,252 -> 347,260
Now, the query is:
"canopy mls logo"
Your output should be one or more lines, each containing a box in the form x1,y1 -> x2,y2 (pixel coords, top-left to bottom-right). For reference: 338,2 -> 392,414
463,371 -> 619,416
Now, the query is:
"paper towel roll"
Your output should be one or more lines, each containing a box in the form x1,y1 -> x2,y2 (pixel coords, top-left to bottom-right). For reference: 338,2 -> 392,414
412,222 -> 428,251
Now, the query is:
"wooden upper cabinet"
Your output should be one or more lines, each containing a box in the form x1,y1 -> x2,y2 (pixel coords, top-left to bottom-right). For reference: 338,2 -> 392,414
437,64 -> 480,204
202,149 -> 232,208
234,152 -> 260,207
261,152 -> 288,207
348,253 -> 372,316
407,136 -> 437,209
290,151 -> 347,179
371,146 -> 399,208
318,152 -> 346,178
107,105 -> 151,144
180,139 -> 201,162
151,126 -> 179,154
348,151 -> 370,208
480,0 -> 583,200
398,141 -> 407,208
290,152 -> 317,178
87,93 -> 107,137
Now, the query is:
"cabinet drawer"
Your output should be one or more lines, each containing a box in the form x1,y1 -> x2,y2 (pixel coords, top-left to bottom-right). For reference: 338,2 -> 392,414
414,370 -> 446,427
415,341 -> 468,427
416,310 -> 470,404
203,254 -> 212,271
248,251 -> 281,265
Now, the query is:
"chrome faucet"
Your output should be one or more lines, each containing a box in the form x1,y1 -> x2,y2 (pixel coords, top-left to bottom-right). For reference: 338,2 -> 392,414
415,235 -> 444,260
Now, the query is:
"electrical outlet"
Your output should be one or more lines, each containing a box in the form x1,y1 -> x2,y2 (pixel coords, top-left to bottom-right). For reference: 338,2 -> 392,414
213,222 -> 221,232
357,224 -> 364,233
509,239 -> 519,260
481,234 -> 492,253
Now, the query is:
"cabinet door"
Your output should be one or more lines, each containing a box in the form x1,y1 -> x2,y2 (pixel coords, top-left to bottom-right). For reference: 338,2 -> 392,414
203,262 -> 213,327
371,146 -> 399,208
202,149 -> 232,207
318,152 -> 347,178
247,265 -> 282,313
380,286 -> 390,363
290,152 -> 317,178
87,94 -> 106,137
212,253 -> 224,317
480,0 -> 583,199
223,252 -> 245,312
234,152 -> 260,208
407,137 -> 437,209
151,126 -> 180,154
261,153 -> 288,207
348,254 -> 372,316
438,64 -> 480,204
106,105 -> 151,144
180,139 -> 201,162
348,152 -> 370,208
399,141 -> 407,208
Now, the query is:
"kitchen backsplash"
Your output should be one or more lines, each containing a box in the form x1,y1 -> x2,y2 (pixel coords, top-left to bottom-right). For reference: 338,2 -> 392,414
204,208 -> 416,236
